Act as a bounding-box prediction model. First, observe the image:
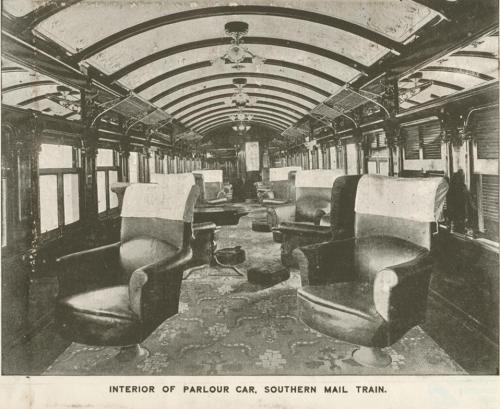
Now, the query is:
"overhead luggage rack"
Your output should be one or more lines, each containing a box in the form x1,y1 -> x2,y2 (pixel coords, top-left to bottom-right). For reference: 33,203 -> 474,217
281,126 -> 309,140
176,130 -> 203,142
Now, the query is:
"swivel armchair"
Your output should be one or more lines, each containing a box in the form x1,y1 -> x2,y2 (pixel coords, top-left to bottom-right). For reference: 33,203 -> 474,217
266,169 -> 346,230
55,176 -> 199,362
271,171 -> 361,267
259,166 -> 301,205
192,169 -> 230,205
294,175 -> 448,367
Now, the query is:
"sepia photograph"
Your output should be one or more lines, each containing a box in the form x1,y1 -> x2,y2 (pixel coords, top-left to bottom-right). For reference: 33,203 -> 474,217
0,0 -> 498,407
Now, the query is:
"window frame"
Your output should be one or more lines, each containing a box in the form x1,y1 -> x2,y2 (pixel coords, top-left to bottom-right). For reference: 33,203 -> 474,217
38,141 -> 83,240
96,147 -> 121,218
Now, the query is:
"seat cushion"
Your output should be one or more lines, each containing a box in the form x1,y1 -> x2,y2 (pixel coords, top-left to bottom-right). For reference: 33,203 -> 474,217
354,236 -> 428,283
297,282 -> 389,347
57,286 -> 143,346
295,196 -> 330,224
120,238 -> 178,278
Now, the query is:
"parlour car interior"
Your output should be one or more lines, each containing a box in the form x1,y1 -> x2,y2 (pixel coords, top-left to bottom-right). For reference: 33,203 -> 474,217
1,0 -> 498,375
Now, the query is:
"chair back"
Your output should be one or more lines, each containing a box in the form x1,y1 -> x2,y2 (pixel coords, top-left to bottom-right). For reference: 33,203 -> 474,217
354,175 -> 448,249
294,169 -> 345,223
120,176 -> 199,277
192,170 -> 223,201
329,175 -> 362,237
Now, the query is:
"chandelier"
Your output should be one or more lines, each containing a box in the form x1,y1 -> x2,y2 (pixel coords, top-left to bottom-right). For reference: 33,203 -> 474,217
230,106 -> 253,133
212,22 -> 265,70
230,110 -> 254,122
232,122 -> 252,133
225,78 -> 255,108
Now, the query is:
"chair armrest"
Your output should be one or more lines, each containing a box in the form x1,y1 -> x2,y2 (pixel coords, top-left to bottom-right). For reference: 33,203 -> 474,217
193,222 -> 218,232
206,198 -> 228,205
292,238 -> 356,286
266,204 -> 296,228
276,222 -> 331,237
319,213 -> 330,226
373,251 -> 433,327
56,242 -> 121,298
129,247 -> 193,325
262,198 -> 289,205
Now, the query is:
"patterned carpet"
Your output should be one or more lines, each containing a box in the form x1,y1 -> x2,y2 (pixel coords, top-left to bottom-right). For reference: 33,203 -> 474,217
45,212 -> 465,375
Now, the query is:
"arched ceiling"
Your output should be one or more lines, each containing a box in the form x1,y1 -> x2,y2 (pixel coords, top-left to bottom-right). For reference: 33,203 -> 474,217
1,0 -> 498,144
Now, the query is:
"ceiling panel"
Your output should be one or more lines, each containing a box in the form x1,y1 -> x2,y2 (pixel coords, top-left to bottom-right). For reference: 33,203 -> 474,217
154,77 -> 328,110
187,109 -> 298,128
2,0 -> 53,17
81,15 -> 388,75
119,44 -> 361,90
143,64 -> 341,107
166,88 -> 316,117
197,117 -> 288,133
398,31 -> 498,109
181,104 -> 301,124
22,98 -> 75,117
33,0 -> 438,53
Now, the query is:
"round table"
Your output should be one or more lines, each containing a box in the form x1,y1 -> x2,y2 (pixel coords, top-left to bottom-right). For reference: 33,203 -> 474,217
193,205 -> 249,225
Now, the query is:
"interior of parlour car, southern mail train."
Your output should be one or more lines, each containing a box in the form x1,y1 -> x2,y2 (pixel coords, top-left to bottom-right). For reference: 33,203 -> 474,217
1,0 -> 498,376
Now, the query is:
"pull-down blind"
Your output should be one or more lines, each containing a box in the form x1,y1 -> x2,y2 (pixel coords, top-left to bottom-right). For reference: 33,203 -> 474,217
473,108 -> 499,160
403,125 -> 420,159
402,119 -> 442,160
482,175 -> 499,223
420,121 -> 442,159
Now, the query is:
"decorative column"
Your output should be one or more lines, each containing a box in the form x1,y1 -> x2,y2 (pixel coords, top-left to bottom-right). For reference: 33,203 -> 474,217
25,114 -> 43,275
141,126 -> 153,182
439,108 -> 467,179
380,78 -> 400,177
118,119 -> 130,182
81,89 -> 101,241
383,119 -> 402,177
352,127 -> 363,175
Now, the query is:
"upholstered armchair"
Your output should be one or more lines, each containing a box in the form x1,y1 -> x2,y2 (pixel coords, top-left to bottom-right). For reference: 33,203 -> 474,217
266,169 -> 346,230
259,166 -> 301,205
294,175 -> 448,367
55,176 -> 199,362
192,169 -> 230,205
113,178 -> 218,271
273,171 -> 361,267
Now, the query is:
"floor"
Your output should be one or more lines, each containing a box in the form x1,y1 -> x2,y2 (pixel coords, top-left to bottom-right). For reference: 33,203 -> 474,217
45,214 -> 463,375
2,206 -> 498,375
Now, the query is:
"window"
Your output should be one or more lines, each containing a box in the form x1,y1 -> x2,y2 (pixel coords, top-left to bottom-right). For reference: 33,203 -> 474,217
421,121 -> 442,160
38,143 -> 81,234
129,151 -> 139,182
346,143 -> 358,175
311,148 -> 319,169
365,130 -> 389,175
1,169 -> 8,247
402,119 -> 442,160
403,125 -> 420,160
321,147 -> 330,169
155,152 -> 164,174
96,148 -> 120,215
471,107 -> 499,242
302,151 -> 310,169
148,153 -> 155,177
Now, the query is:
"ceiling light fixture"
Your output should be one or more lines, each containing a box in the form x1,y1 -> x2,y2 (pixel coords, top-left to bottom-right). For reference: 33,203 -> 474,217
224,78 -> 256,108
212,22 -> 265,71
230,105 -> 253,134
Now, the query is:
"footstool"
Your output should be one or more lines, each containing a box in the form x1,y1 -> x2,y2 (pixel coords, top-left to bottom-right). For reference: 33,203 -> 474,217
247,263 -> 290,286
251,219 -> 272,232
